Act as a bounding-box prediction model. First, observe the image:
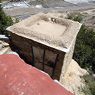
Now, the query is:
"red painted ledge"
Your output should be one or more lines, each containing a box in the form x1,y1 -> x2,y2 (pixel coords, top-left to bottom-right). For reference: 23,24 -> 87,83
0,54 -> 74,95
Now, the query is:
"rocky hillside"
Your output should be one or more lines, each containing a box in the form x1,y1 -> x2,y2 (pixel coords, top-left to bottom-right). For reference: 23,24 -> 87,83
62,59 -> 88,95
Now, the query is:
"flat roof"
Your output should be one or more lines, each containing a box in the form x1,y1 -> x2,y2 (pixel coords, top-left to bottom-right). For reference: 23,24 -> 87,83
7,13 -> 82,52
0,54 -> 73,95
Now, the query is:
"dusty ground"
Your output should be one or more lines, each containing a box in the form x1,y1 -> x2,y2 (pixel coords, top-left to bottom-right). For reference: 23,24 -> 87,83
29,20 -> 66,37
0,40 -> 18,55
3,1 -> 95,20
81,9 -> 95,30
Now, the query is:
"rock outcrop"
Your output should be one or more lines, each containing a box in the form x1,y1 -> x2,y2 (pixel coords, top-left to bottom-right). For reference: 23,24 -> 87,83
62,59 -> 88,95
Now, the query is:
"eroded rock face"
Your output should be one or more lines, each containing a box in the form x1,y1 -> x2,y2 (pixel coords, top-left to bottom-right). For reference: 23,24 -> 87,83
61,59 -> 88,95
0,54 -> 73,95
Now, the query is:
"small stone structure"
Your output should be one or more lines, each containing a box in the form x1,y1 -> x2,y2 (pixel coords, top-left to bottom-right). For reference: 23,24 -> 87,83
7,13 -> 82,83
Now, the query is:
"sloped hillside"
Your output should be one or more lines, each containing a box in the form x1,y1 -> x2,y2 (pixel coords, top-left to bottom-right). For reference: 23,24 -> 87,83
62,59 -> 88,95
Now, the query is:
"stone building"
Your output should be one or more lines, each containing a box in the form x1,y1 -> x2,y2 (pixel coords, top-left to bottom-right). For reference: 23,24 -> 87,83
7,13 -> 82,83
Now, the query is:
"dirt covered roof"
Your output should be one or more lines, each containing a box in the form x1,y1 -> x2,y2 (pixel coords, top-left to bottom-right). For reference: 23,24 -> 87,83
7,13 -> 82,52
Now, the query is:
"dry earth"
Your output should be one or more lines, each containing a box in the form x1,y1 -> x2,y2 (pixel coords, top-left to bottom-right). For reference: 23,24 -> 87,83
0,40 -> 18,55
62,59 -> 88,95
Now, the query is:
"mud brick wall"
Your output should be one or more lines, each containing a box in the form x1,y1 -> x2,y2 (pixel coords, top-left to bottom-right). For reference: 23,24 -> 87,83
10,33 -> 32,63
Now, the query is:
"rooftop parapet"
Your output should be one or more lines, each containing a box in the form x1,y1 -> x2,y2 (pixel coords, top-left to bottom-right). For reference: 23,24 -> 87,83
7,13 -> 82,53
